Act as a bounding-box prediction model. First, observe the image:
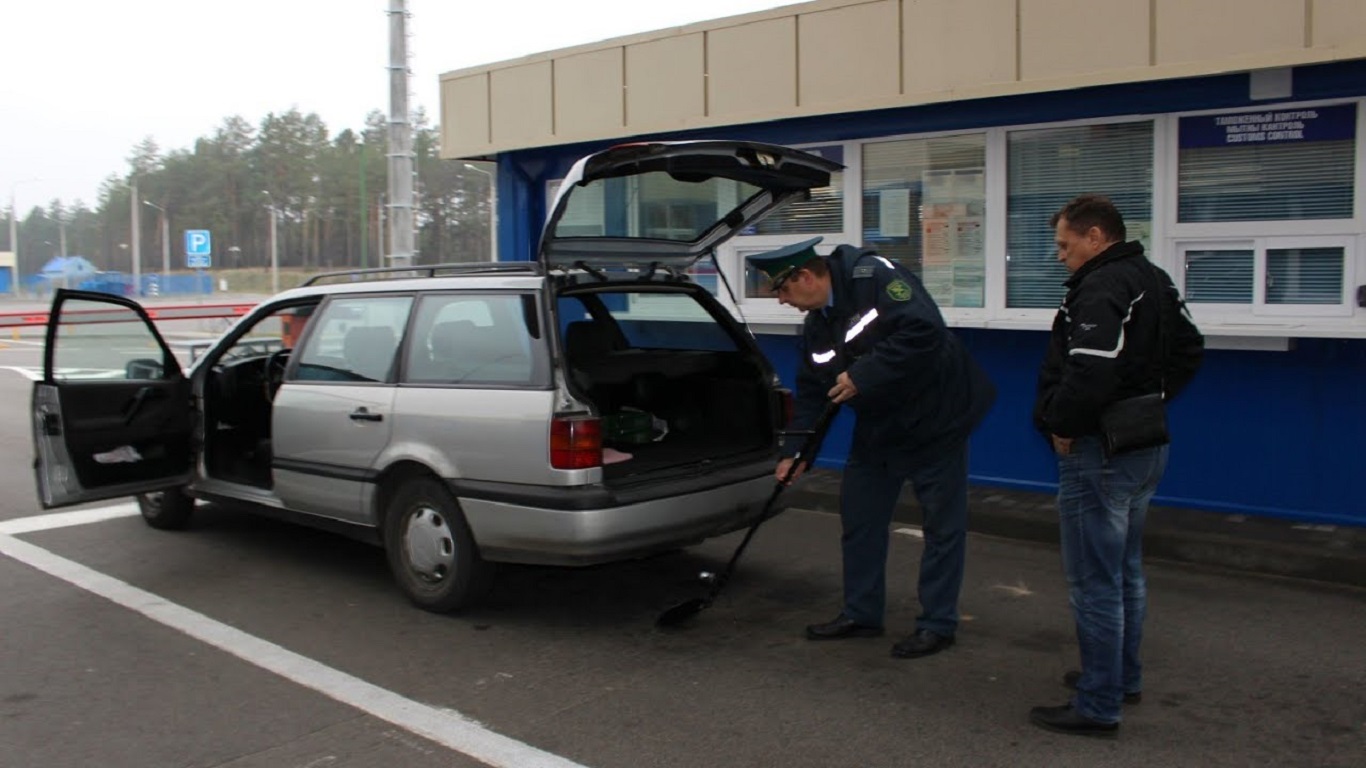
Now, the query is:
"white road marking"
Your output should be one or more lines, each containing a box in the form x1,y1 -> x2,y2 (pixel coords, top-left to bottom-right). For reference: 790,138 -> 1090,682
1,365 -> 41,381
0,502 -> 140,534
0,513 -> 592,768
893,526 -> 924,539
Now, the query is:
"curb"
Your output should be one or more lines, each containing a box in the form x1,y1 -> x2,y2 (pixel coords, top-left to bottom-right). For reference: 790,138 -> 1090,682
780,469 -> 1366,590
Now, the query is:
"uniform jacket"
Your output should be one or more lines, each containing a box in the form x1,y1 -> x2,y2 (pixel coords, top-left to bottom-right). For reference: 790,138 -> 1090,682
1033,240 -> 1205,439
789,245 -> 996,464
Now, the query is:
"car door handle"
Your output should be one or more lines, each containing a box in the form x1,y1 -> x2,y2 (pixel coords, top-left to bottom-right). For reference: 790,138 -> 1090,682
123,385 -> 167,425
349,408 -> 383,422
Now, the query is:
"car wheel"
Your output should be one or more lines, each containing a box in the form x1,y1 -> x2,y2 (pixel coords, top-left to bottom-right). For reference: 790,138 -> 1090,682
383,476 -> 492,613
137,487 -> 195,530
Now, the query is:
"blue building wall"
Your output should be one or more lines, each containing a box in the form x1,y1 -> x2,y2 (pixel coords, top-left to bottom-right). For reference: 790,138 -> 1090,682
492,61 -> 1366,526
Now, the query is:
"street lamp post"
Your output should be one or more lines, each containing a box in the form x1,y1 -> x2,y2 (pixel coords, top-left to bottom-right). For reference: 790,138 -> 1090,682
142,200 -> 171,276
262,191 -> 279,293
129,179 -> 142,293
463,163 -> 497,262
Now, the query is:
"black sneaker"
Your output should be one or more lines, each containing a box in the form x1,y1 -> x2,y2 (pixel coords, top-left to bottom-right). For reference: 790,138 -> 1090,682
1062,670 -> 1142,704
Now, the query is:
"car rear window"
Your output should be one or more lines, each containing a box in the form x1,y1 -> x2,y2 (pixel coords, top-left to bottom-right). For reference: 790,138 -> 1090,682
558,291 -> 739,352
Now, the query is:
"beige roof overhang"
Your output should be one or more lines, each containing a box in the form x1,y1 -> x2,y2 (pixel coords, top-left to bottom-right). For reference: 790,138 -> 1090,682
439,0 -> 1366,160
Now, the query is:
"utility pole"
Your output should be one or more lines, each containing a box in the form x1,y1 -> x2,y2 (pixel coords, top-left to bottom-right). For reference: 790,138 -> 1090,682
129,179 -> 142,293
359,146 -> 368,268
263,190 -> 280,293
7,199 -> 15,270
386,0 -> 414,267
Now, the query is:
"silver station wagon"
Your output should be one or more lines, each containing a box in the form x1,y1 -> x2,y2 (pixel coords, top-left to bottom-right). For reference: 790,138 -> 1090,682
31,140 -> 842,612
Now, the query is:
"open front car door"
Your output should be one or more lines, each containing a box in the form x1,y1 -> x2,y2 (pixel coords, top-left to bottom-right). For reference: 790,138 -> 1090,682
32,289 -> 194,509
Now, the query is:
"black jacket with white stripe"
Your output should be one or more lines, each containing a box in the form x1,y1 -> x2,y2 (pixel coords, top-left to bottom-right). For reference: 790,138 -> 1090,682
1033,240 -> 1204,440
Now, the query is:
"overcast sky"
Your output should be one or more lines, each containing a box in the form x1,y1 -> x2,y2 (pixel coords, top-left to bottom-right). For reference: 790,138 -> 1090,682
1,0 -> 793,212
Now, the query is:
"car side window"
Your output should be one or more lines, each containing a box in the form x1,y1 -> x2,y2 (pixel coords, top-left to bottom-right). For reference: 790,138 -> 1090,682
402,294 -> 540,386
291,296 -> 413,383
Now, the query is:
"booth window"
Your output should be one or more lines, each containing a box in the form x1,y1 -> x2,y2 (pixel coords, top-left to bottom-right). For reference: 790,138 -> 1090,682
1006,121 -> 1154,309
1177,240 -> 1352,312
861,134 -> 986,308
747,145 -> 845,236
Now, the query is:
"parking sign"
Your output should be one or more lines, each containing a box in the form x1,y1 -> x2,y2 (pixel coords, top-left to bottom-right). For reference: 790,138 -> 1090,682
185,229 -> 212,269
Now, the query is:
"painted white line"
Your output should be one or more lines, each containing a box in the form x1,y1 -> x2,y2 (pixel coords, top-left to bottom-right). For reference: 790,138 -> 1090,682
0,502 -> 141,535
893,526 -> 924,539
0,533 -> 591,768
1,365 -> 41,381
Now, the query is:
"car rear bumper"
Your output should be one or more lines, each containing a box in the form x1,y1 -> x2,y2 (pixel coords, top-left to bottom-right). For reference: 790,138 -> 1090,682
450,462 -> 775,566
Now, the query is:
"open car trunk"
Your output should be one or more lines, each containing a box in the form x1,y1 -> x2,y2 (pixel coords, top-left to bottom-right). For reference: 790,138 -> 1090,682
557,285 -> 779,483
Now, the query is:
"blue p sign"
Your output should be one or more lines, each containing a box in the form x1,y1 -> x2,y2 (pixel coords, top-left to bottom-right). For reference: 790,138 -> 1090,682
185,230 -> 212,256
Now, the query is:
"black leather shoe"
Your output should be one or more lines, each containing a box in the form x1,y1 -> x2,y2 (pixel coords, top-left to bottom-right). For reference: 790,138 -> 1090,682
804,615 -> 884,640
889,629 -> 955,658
1029,703 -> 1119,738
1063,670 -> 1142,704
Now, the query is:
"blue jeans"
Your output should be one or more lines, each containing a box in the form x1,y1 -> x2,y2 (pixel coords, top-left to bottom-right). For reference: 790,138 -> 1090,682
1057,436 -> 1168,723
838,440 -> 969,635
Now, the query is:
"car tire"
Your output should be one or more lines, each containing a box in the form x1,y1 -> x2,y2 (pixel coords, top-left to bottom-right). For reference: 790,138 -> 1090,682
383,476 -> 493,613
137,487 -> 195,530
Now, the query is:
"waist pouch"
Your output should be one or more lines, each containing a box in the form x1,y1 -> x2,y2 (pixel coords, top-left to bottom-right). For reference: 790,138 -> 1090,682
1098,393 -> 1169,457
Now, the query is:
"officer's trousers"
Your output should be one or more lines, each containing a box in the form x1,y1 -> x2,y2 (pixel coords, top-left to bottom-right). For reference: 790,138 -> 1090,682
837,438 -> 969,635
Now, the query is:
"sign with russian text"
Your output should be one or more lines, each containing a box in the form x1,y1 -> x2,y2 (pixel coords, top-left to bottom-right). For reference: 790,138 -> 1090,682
1180,103 -> 1356,149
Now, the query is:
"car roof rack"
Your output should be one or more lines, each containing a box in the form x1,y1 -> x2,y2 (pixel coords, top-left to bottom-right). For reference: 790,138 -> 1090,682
302,261 -> 543,287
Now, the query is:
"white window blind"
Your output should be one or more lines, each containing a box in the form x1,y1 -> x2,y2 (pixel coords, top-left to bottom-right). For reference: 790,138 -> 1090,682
1179,141 -> 1355,222
1006,122 -> 1154,309
1184,249 -> 1254,304
1266,247 -> 1345,305
750,170 -> 844,235
862,134 -> 987,308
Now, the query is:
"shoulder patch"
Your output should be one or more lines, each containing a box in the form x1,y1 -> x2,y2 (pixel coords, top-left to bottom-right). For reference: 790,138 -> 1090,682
886,279 -> 913,302
852,265 -> 876,279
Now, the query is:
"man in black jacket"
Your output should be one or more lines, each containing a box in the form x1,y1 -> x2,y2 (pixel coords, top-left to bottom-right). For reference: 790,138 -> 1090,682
1030,195 -> 1203,738
749,238 -> 995,659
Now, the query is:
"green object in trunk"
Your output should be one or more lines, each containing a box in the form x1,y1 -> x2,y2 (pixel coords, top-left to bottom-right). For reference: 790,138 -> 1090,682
603,409 -> 654,444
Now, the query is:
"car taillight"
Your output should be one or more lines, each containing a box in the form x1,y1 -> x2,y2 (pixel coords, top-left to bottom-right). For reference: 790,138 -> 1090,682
550,416 -> 602,470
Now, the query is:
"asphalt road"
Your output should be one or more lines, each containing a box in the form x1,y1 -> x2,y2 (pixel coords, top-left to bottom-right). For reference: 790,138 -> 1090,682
0,329 -> 1363,767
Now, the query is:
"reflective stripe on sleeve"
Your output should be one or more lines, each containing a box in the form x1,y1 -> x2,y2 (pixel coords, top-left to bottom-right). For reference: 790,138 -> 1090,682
844,309 -> 879,343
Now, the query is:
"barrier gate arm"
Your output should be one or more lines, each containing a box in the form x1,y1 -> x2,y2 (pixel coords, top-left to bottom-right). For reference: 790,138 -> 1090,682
0,302 -> 261,328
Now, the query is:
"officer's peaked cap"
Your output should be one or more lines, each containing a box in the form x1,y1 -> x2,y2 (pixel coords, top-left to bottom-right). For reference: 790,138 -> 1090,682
746,237 -> 824,286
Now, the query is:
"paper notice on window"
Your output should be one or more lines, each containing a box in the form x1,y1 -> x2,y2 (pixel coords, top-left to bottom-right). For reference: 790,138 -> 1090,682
922,218 -> 953,266
879,189 -> 911,237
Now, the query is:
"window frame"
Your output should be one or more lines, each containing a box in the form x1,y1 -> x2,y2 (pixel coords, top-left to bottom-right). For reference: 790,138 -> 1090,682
1161,99 -> 1366,334
1176,236 -> 1358,319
